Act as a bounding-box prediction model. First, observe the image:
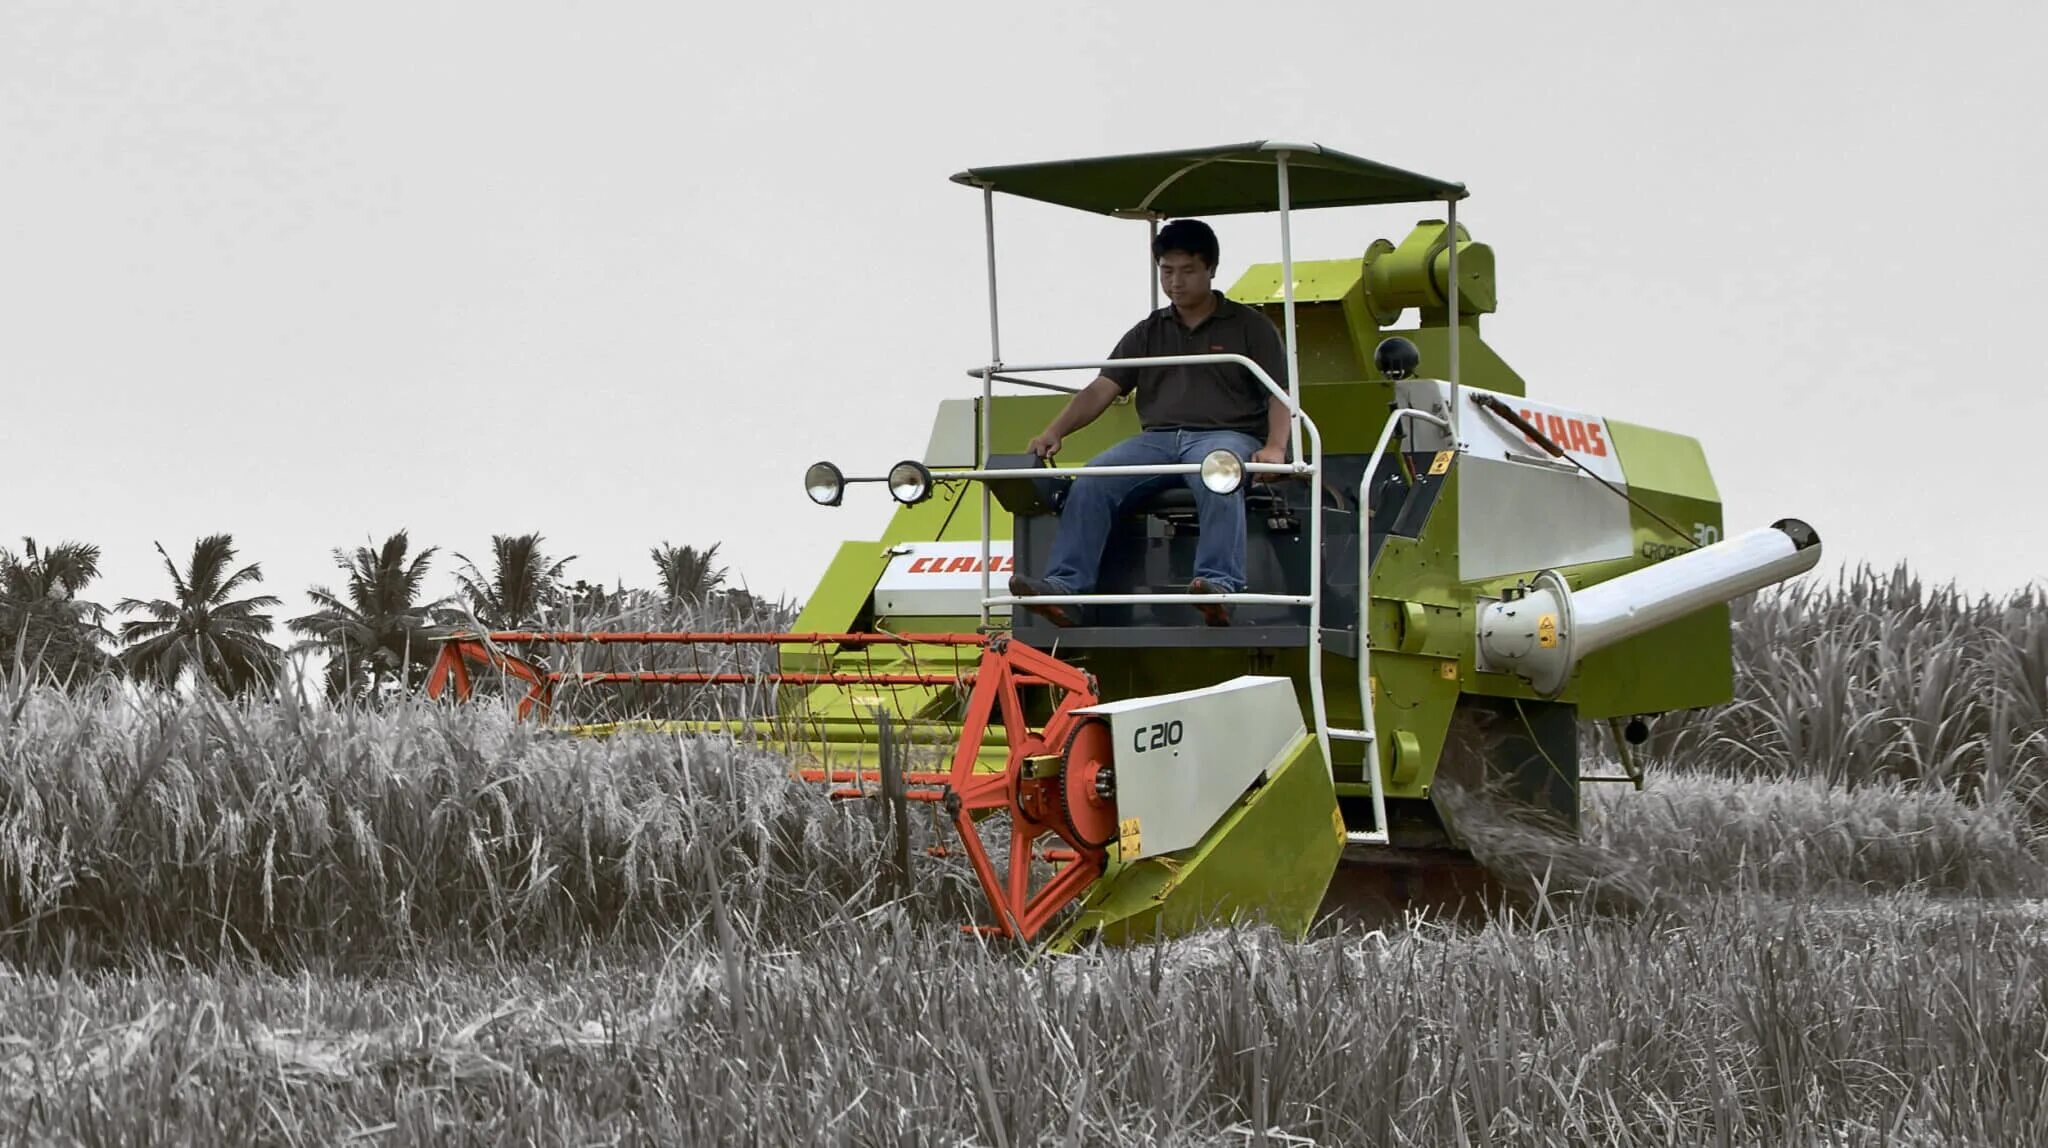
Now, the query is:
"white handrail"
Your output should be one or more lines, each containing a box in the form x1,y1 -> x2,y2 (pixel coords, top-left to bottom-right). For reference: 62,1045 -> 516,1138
978,186 -> 1001,633
935,462 -> 1306,481
1323,408 -> 1456,847
1276,150 -> 1303,465
970,353 -> 1292,378
988,592 -> 1312,607
965,371 -> 1083,395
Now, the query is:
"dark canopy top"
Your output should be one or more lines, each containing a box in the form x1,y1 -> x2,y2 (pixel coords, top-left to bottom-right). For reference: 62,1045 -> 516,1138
950,141 -> 1466,218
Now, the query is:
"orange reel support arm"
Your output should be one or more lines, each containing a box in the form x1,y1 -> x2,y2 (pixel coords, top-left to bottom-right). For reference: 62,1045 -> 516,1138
942,635 -> 1109,941
426,637 -> 555,718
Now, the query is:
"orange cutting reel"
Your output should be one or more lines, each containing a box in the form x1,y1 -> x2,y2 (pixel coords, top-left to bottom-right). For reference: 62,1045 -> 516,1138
427,629 -> 1117,940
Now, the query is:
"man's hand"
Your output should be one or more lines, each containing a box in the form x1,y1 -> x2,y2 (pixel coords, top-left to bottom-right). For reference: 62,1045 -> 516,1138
1251,443 -> 1287,481
1026,378 -> 1117,463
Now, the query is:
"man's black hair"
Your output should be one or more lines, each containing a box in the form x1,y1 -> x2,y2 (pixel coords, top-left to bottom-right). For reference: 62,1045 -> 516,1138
1152,219 -> 1219,270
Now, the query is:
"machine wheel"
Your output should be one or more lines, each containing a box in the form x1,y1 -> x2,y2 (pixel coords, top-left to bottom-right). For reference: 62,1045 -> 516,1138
1055,718 -> 1118,850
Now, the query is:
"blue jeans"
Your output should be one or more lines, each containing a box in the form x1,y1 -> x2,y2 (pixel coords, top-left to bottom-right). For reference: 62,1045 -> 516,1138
1042,429 -> 1263,594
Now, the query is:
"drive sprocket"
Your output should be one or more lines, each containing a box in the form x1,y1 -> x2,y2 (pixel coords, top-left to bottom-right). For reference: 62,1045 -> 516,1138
1055,717 -> 1118,850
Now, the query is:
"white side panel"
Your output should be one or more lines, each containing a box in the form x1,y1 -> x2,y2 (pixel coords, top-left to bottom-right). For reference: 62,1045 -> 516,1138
1395,379 -> 1626,484
1075,677 -> 1305,860
873,541 -> 1012,616
1393,379 -> 1636,582
1458,459 -> 1635,581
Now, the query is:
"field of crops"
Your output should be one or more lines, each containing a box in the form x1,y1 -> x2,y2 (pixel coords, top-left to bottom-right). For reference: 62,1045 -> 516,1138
2,564 -> 2045,1145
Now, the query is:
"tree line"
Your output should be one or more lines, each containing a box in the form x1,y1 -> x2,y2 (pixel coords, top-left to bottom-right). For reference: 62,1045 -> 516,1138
0,532 -> 744,700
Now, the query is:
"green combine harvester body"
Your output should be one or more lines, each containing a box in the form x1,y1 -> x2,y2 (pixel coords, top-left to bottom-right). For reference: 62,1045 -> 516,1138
790,224 -> 1734,788
434,142 -> 1818,947
781,210 -> 1774,942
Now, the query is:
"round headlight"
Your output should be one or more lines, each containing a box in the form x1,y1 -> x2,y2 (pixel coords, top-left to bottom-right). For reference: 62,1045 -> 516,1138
805,461 -> 845,507
1199,449 -> 1245,495
887,460 -> 934,505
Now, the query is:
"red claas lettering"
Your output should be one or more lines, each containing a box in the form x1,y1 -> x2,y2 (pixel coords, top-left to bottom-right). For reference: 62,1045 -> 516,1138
905,554 -> 1018,574
1515,409 -> 1610,459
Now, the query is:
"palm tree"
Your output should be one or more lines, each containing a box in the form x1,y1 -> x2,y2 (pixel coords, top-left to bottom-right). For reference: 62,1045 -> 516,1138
289,530 -> 449,700
0,537 -> 112,683
451,533 -> 574,630
2,538 -> 106,606
117,534 -> 282,695
651,541 -> 727,606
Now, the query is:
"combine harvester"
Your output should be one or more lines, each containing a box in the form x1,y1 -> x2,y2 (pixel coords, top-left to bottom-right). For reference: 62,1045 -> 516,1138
429,142 -> 1821,947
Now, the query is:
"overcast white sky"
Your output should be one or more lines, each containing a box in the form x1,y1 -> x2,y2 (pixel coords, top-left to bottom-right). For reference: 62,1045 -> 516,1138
5,0 -> 2045,626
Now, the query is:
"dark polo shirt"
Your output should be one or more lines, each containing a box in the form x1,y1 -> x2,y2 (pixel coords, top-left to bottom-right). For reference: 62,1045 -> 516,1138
1102,291 -> 1287,439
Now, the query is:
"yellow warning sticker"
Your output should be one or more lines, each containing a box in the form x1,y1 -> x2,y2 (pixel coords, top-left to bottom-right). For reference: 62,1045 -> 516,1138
1118,817 -> 1142,856
1537,614 -> 1559,648
1428,450 -> 1454,476
1439,660 -> 1459,680
1332,804 -> 1347,844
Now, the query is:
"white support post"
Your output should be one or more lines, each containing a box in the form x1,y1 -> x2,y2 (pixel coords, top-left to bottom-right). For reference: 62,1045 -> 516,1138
1446,196 -> 1460,392
979,185 -> 1000,630
1275,153 -> 1303,465
1148,217 -> 1161,311
1271,158 -> 1328,786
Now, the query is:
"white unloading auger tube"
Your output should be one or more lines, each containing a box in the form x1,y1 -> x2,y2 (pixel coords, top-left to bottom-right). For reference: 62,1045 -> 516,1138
1477,519 -> 1822,697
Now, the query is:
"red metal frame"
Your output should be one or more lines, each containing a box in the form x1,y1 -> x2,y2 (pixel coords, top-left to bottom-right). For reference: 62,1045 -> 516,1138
465,631 -> 989,646
941,635 -> 1107,940
424,630 -> 994,720
427,629 -> 1112,941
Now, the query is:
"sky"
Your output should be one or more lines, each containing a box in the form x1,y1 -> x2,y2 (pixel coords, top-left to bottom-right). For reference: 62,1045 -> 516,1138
4,0 -> 2045,629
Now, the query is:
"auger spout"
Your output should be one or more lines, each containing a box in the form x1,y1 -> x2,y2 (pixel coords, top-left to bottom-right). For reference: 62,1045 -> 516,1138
1477,519 -> 1823,696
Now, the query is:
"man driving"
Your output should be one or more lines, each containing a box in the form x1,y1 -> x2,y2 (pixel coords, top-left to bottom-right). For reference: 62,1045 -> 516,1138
1008,219 -> 1290,627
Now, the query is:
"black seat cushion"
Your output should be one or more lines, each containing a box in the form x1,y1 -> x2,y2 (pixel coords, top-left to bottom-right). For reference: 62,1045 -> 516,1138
1138,486 -> 1202,514
1131,484 -> 1289,517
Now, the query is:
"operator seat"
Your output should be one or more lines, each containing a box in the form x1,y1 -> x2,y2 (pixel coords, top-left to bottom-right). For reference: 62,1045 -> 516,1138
1133,482 -> 1292,522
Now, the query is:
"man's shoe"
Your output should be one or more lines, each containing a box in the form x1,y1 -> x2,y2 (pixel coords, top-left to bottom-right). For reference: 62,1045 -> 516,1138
1187,578 -> 1234,627
1009,574 -> 1077,628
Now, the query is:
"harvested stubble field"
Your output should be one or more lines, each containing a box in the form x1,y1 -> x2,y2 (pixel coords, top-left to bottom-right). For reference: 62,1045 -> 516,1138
2,565 -> 2046,1145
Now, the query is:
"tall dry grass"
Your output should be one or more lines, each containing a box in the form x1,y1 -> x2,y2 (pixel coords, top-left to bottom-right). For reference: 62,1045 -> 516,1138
447,588 -> 804,726
1,682 -> 2038,965
1,558 -> 2043,964
1585,770 -> 2046,899
0,678 -> 983,964
1653,562 -> 2048,798
3,563 -> 2048,1141
3,899 -> 2046,1144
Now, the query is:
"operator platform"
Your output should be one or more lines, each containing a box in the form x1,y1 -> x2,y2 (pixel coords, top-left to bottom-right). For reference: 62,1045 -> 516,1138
1009,218 -> 1290,629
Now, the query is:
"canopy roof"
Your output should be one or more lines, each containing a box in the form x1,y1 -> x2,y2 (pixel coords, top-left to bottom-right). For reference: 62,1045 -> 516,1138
951,141 -> 1466,218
